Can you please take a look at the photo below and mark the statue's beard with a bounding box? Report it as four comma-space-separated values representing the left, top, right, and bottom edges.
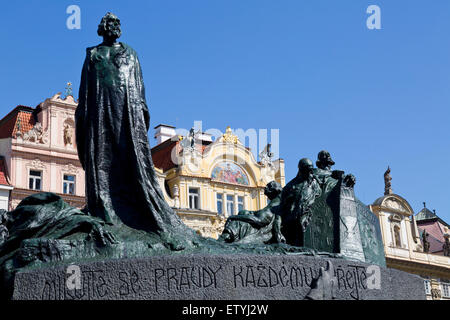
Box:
105, 27, 121, 40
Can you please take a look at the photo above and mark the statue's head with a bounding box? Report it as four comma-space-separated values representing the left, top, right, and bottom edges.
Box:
298, 158, 314, 176
97, 12, 121, 41
316, 150, 335, 170
264, 181, 282, 200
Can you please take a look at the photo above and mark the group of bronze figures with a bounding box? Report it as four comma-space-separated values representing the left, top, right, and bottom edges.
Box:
219, 151, 356, 247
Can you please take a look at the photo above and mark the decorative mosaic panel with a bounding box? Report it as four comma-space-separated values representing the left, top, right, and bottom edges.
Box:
211, 162, 249, 185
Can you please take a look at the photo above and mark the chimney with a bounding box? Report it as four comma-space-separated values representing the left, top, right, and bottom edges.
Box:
197, 132, 213, 143
154, 124, 176, 145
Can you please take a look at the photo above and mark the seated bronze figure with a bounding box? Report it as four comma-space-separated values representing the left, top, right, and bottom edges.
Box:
219, 181, 284, 244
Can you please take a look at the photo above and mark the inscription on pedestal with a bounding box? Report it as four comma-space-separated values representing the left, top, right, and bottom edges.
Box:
13, 254, 426, 300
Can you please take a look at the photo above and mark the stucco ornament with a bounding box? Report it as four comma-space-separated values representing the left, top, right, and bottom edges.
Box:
23, 122, 48, 144
222, 126, 238, 144
63, 123, 73, 146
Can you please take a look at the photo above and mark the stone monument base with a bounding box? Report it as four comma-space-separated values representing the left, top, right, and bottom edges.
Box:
12, 254, 425, 300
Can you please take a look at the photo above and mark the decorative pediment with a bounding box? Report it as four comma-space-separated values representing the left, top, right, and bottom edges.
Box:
384, 198, 406, 212
62, 163, 79, 175
378, 195, 414, 215
49, 92, 77, 105
26, 158, 46, 170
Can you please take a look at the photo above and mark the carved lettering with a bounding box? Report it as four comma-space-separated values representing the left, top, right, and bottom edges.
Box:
289, 267, 303, 289
245, 265, 256, 287
35, 262, 377, 300
233, 266, 244, 288
257, 265, 268, 287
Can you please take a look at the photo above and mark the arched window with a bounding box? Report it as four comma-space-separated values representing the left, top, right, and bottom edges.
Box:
389, 214, 402, 248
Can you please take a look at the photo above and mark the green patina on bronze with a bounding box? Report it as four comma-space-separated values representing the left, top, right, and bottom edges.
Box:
219, 151, 385, 267
0, 13, 385, 299
219, 181, 284, 244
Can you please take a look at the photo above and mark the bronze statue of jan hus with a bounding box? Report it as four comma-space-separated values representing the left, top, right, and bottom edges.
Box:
75, 12, 189, 235
219, 181, 285, 244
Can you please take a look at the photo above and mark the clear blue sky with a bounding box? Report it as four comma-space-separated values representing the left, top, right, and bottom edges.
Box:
1, 1, 449, 221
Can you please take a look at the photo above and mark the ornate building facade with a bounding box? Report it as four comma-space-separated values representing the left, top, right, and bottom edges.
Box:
0, 94, 285, 239
152, 125, 286, 239
0, 93, 84, 209
370, 168, 450, 300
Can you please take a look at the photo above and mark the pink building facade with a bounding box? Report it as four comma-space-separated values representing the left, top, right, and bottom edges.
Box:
0, 93, 85, 210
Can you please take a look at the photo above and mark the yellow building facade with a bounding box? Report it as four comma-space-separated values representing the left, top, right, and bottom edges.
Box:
370, 168, 450, 300
152, 125, 285, 239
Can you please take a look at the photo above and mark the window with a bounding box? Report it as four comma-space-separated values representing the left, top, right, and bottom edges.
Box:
63, 174, 76, 195
29, 170, 42, 190
424, 279, 431, 295
189, 188, 200, 209
237, 196, 244, 212
394, 225, 402, 248
216, 193, 223, 215
226, 195, 234, 215
442, 280, 450, 298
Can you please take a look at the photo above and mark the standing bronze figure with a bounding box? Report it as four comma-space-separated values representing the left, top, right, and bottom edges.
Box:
280, 158, 322, 246
75, 13, 187, 235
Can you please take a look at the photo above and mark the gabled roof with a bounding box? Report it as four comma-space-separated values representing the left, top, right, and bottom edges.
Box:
415, 203, 449, 228
416, 207, 437, 221
0, 105, 36, 139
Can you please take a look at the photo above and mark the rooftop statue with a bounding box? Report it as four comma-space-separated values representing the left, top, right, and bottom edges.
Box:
384, 166, 393, 195
443, 235, 450, 257
422, 230, 430, 253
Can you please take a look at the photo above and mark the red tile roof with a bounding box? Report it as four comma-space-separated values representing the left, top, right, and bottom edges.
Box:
151, 139, 180, 171
0, 156, 11, 186
151, 138, 212, 172
0, 105, 35, 139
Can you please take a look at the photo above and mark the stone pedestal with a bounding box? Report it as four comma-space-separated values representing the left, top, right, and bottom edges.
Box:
12, 254, 425, 300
